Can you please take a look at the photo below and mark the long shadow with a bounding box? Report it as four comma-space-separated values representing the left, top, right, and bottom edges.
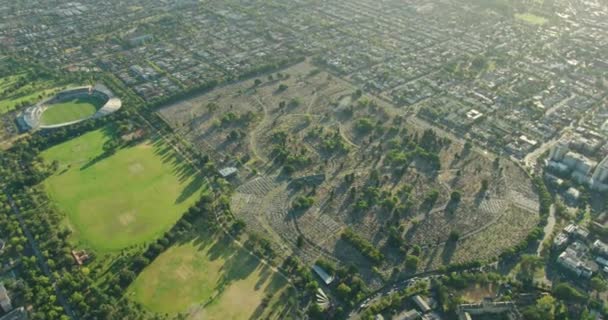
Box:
441, 240, 457, 265
150, 136, 202, 185
79, 149, 114, 170
175, 175, 205, 204
253, 265, 272, 291
214, 246, 260, 289
79, 125, 119, 170
206, 233, 238, 262
424, 245, 440, 271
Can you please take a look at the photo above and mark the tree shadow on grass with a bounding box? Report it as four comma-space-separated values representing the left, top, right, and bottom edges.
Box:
79, 149, 114, 171
205, 233, 239, 262
249, 287, 294, 320
263, 271, 286, 295
214, 246, 260, 291
150, 135, 204, 185
175, 175, 205, 204
79, 125, 120, 170
253, 265, 273, 291
441, 240, 457, 265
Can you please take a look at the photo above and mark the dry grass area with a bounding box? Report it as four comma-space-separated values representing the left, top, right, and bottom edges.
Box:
460, 283, 497, 303
130, 233, 294, 319
159, 61, 539, 284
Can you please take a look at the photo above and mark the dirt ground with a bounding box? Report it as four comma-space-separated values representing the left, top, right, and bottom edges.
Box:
158, 61, 540, 285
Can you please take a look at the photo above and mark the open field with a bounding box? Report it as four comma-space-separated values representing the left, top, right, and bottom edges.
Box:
40, 96, 106, 125
515, 12, 548, 25
41, 128, 206, 251
130, 231, 293, 319
159, 61, 539, 283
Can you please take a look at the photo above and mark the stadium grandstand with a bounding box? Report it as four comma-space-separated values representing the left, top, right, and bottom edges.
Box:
17, 84, 122, 131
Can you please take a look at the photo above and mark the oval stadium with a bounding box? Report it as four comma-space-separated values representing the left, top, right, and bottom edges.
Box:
19, 84, 122, 131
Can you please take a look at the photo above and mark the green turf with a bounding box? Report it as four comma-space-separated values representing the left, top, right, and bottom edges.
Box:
40, 96, 107, 125
41, 128, 207, 251
515, 13, 548, 25
129, 233, 289, 319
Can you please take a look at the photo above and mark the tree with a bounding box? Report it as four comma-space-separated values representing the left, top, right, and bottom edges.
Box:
411, 245, 422, 256
450, 191, 462, 203
553, 283, 587, 302
337, 283, 352, 298
118, 269, 135, 287
517, 254, 543, 284
354, 117, 375, 134
405, 255, 419, 271
590, 277, 607, 297
232, 219, 246, 234
277, 84, 288, 92
448, 231, 460, 242
522, 295, 556, 320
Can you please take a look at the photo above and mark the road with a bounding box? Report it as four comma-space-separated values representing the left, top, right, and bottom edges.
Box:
537, 204, 556, 257
4, 190, 77, 320
347, 274, 441, 319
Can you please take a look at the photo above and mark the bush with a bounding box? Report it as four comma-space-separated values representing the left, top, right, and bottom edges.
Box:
292, 196, 315, 210
342, 228, 384, 264
354, 117, 375, 134
405, 255, 419, 271
553, 283, 587, 302
448, 231, 460, 242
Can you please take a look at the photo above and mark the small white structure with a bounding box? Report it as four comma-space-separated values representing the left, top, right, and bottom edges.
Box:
0, 307, 26, 320
218, 167, 237, 178
553, 232, 569, 248
312, 264, 334, 285
412, 295, 431, 313
593, 240, 608, 257
393, 309, 421, 320
0, 283, 12, 313
316, 288, 330, 310
519, 135, 538, 147
564, 187, 580, 203
466, 109, 483, 120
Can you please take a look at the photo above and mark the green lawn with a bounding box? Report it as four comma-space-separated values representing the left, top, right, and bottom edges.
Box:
40, 96, 106, 125
42, 128, 207, 251
515, 13, 548, 25
0, 82, 60, 115
129, 233, 291, 319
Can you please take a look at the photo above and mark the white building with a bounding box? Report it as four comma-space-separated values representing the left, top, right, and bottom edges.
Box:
412, 295, 431, 313
563, 152, 596, 176
593, 157, 608, 182
312, 264, 334, 285
549, 142, 570, 161
593, 240, 608, 257
557, 242, 592, 278
218, 167, 237, 178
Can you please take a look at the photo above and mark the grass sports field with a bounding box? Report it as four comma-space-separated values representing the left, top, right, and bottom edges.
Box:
40, 95, 107, 125
42, 128, 207, 251
129, 232, 293, 319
